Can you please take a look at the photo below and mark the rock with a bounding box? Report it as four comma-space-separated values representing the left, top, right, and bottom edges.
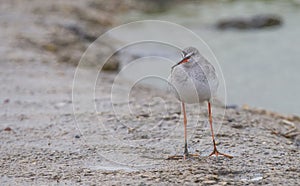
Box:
225, 104, 238, 109
202, 180, 216, 184
294, 136, 300, 147
250, 176, 263, 182
3, 98, 10, 104
137, 113, 150, 118
4, 127, 12, 132
227, 118, 234, 123
102, 57, 120, 71
219, 182, 228, 185
54, 101, 67, 109
251, 15, 281, 28
42, 43, 58, 52
163, 114, 178, 121
216, 14, 282, 30
64, 25, 97, 42
231, 124, 244, 129
75, 135, 81, 139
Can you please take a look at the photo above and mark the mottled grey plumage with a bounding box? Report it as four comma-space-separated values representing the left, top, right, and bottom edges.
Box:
167, 47, 232, 160
169, 47, 219, 103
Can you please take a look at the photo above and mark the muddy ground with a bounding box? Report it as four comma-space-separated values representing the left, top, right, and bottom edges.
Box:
0, 0, 299, 185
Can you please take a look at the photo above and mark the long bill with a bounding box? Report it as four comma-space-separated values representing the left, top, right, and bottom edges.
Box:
171, 61, 181, 70
171, 58, 188, 70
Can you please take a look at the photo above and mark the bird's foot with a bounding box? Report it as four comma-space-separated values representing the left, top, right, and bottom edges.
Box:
209, 148, 233, 159
167, 153, 199, 160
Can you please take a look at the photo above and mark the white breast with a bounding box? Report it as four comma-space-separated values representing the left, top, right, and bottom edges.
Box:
168, 63, 218, 104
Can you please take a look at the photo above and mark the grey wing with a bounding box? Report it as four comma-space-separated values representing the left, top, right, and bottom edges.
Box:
196, 60, 219, 94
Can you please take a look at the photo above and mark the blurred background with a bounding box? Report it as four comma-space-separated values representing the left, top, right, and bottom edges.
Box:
114, 0, 300, 116
2, 0, 299, 115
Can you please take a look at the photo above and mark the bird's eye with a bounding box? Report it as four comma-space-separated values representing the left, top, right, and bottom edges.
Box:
181, 57, 189, 63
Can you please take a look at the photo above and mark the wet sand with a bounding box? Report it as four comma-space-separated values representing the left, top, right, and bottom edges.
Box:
0, 0, 299, 185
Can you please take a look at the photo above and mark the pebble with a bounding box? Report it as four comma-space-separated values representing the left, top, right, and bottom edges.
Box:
4, 127, 12, 131
217, 14, 282, 30
227, 118, 234, 122
225, 105, 238, 109
75, 135, 81, 139
102, 58, 119, 71
250, 176, 263, 182
202, 180, 216, 184
3, 98, 10, 104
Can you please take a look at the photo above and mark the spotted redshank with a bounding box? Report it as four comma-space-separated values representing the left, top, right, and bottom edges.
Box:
168, 47, 232, 160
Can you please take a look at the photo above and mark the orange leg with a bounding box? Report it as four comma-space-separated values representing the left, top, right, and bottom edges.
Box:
208, 101, 233, 158
182, 102, 188, 159
167, 102, 199, 160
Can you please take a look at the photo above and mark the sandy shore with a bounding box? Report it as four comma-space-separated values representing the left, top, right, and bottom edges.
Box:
0, 0, 299, 185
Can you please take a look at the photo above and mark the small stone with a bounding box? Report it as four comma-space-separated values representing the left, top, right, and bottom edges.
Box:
232, 124, 244, 129
54, 102, 67, 109
294, 137, 300, 147
75, 135, 80, 139
216, 14, 281, 30
138, 113, 150, 118
102, 58, 119, 71
140, 134, 149, 139
4, 127, 12, 131
202, 180, 216, 184
227, 118, 234, 122
3, 99, 9, 104
140, 174, 148, 178
42, 43, 58, 52
163, 114, 178, 121
226, 105, 238, 109
251, 176, 263, 182
219, 182, 228, 185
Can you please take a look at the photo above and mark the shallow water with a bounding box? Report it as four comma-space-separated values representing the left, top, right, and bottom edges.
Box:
113, 0, 300, 115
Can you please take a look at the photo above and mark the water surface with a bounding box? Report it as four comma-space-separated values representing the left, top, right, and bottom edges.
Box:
114, 1, 300, 115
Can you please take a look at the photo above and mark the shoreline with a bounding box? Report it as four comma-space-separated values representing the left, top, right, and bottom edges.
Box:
1, 58, 299, 185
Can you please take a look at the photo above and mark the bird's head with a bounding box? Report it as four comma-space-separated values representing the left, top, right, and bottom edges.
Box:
172, 47, 200, 69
